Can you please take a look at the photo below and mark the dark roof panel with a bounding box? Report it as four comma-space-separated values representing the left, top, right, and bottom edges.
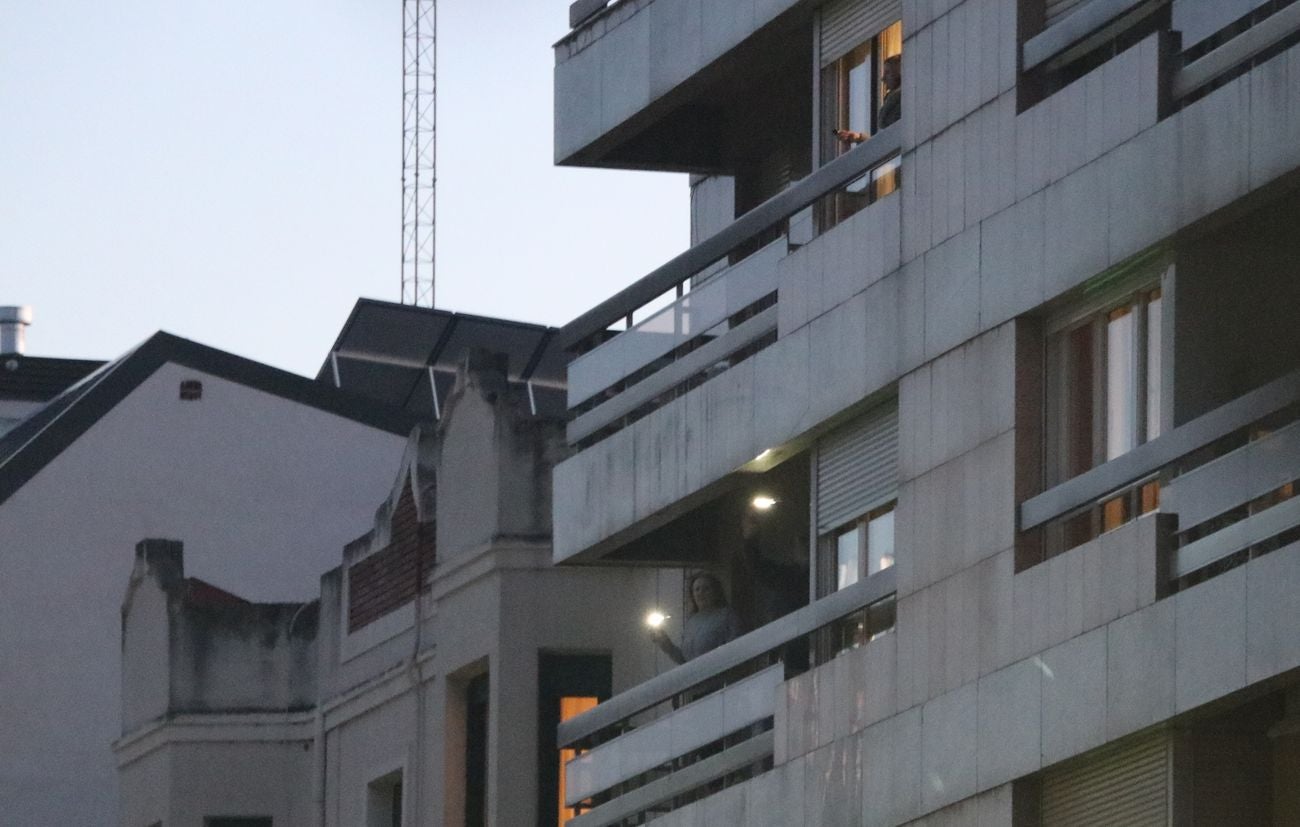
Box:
0, 355, 106, 402
320, 299, 567, 419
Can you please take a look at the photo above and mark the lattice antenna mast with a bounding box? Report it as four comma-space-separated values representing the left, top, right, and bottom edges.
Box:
401, 0, 437, 307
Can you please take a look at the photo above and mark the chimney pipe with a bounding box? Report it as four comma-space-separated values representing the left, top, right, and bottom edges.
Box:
0, 306, 32, 355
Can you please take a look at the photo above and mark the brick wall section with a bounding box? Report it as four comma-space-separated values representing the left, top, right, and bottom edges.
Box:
347, 481, 435, 632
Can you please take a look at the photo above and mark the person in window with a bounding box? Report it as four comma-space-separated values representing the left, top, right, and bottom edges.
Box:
835, 55, 902, 144
649, 572, 742, 664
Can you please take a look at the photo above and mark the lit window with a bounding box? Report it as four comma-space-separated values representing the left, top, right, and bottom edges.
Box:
818, 20, 903, 229
558, 696, 599, 825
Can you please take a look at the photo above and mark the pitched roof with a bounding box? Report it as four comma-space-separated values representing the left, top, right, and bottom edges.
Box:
0, 355, 105, 402
318, 298, 567, 420
0, 331, 418, 508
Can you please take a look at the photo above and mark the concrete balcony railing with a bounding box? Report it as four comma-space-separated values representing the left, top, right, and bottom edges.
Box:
560, 125, 902, 447
1022, 368, 1300, 585
558, 569, 897, 826
1023, 0, 1300, 104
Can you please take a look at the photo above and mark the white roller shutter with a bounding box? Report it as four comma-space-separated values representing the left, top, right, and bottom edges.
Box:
820, 0, 902, 66
1045, 0, 1089, 28
1041, 730, 1171, 827
816, 404, 898, 533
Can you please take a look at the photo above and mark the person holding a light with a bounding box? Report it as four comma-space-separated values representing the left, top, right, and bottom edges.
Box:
648, 572, 742, 664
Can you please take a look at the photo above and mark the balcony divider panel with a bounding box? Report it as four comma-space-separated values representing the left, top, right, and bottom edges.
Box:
558, 568, 896, 749
1020, 369, 1300, 531
557, 125, 902, 354
816, 404, 899, 533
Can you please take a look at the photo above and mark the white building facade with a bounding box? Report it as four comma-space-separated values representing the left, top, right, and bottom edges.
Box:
0, 332, 411, 825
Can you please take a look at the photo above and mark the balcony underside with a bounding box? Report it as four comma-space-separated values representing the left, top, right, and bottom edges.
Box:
554, 0, 813, 171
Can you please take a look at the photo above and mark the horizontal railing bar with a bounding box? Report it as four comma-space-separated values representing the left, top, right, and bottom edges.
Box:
1021, 369, 1300, 531
559, 568, 896, 748
564, 664, 781, 805
1162, 419, 1300, 529
1023, 0, 1156, 72
567, 732, 775, 827
567, 238, 782, 409
557, 125, 902, 352
1173, 1, 1300, 98
566, 306, 777, 443
1172, 496, 1300, 579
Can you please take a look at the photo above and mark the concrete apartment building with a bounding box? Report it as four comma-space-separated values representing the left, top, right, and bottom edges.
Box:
549, 0, 1300, 824
115, 340, 676, 827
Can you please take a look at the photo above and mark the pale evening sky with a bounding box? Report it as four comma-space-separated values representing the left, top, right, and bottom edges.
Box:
0, 0, 687, 376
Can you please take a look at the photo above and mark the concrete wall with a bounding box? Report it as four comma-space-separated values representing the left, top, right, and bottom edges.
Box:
0, 361, 406, 825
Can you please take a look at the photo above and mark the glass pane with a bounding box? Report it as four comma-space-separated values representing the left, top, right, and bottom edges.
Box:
1146, 293, 1163, 442
848, 58, 870, 135
867, 510, 895, 575
836, 527, 860, 590
1106, 306, 1136, 461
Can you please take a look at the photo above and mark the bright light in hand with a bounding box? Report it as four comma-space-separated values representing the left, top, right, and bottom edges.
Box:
645, 611, 668, 629
751, 495, 778, 511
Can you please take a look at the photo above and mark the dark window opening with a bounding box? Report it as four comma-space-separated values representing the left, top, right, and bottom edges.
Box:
538, 653, 612, 827
204, 819, 273, 827
465, 673, 489, 827
179, 379, 203, 401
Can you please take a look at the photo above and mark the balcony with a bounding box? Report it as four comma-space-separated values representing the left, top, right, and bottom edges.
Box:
1021, 367, 1300, 588
1021, 0, 1300, 109
560, 125, 902, 450
555, 0, 814, 169
557, 568, 897, 826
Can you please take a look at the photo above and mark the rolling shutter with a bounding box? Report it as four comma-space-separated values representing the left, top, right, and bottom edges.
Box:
1045, 0, 1089, 28
816, 403, 898, 533
1041, 730, 1171, 827
820, 0, 902, 66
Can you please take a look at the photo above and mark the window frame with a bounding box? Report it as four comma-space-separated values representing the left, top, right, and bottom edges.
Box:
816, 20, 903, 230
1044, 276, 1167, 487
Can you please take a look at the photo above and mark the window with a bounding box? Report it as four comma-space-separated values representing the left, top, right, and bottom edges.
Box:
537, 653, 611, 827
204, 819, 272, 827
813, 404, 899, 660
465, 673, 489, 827
1047, 286, 1164, 481
818, 13, 903, 229
179, 379, 203, 400
366, 771, 403, 827
1044, 275, 1166, 553
832, 503, 896, 591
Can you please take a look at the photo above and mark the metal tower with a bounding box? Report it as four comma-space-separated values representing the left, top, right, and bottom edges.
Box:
401, 0, 436, 307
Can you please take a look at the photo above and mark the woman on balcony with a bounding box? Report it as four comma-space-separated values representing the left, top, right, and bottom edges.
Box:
649, 572, 742, 664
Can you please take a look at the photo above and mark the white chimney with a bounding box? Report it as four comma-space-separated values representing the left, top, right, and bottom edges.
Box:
0, 306, 33, 355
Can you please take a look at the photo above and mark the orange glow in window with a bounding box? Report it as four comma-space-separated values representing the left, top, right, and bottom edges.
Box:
558, 696, 599, 824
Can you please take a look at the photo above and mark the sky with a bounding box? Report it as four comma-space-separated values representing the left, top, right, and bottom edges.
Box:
0, 0, 687, 376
